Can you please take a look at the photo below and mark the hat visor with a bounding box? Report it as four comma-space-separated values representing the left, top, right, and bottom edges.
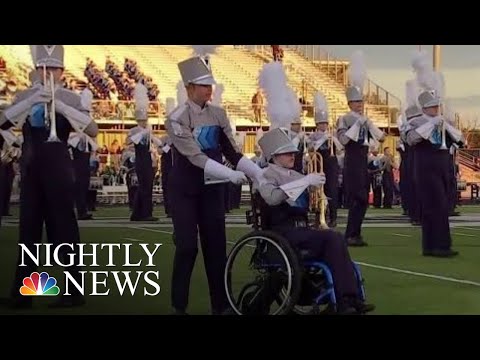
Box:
272, 144, 299, 156
422, 99, 440, 108
191, 77, 216, 85
347, 96, 363, 102
36, 60, 64, 69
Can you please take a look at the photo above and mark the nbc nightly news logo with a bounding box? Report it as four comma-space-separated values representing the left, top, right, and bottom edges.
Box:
19, 243, 163, 297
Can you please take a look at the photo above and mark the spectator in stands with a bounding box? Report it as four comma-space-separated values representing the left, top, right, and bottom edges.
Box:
0, 57, 6, 71
252, 89, 263, 123
271, 45, 284, 62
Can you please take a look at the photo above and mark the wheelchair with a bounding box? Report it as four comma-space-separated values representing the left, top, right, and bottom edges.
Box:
224, 183, 367, 315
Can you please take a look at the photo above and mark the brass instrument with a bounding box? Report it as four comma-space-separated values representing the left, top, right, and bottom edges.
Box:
440, 118, 448, 150
0, 148, 14, 164
329, 125, 334, 157
306, 150, 329, 230
439, 102, 448, 150
44, 67, 60, 143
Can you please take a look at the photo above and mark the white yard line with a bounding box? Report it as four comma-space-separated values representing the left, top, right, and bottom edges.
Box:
122, 237, 144, 242
392, 233, 412, 237
456, 226, 480, 232
129, 226, 176, 235
357, 262, 480, 288
452, 232, 477, 238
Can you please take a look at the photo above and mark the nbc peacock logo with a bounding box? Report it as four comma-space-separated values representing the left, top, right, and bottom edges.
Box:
20, 272, 60, 296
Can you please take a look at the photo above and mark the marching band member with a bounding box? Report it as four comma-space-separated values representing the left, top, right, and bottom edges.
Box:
0, 129, 21, 220
336, 51, 385, 246
0, 45, 98, 308
121, 144, 137, 211
126, 83, 160, 222
307, 92, 342, 227
401, 81, 423, 224
87, 151, 100, 212
254, 61, 374, 313
68, 88, 97, 220
165, 46, 262, 315
288, 117, 306, 174
406, 51, 464, 257
380, 147, 396, 209
367, 146, 383, 208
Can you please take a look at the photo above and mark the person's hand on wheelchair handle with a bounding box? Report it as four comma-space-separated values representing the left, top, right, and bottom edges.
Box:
229, 170, 248, 185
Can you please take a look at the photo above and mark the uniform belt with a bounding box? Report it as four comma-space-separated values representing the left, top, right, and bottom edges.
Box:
293, 220, 307, 228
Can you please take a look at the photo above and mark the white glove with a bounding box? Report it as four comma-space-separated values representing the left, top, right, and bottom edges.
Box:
305, 173, 326, 187
3, 89, 52, 127
204, 159, 247, 185
229, 170, 248, 185
430, 117, 442, 127
357, 116, 367, 126
28, 88, 52, 105
56, 100, 93, 132
236, 156, 263, 181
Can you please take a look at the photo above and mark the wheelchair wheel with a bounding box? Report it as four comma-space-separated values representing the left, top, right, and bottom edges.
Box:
225, 230, 303, 315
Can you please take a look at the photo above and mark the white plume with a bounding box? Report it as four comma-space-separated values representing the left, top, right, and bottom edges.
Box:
411, 49, 431, 75
165, 97, 176, 116
405, 79, 420, 108
443, 98, 455, 122
411, 50, 445, 98
191, 45, 219, 57
134, 83, 149, 111
314, 92, 328, 113
29, 45, 37, 66
176, 81, 188, 105
432, 71, 445, 99
80, 88, 94, 111
258, 61, 301, 129
348, 50, 367, 90
212, 83, 224, 106
396, 113, 404, 129
411, 50, 435, 90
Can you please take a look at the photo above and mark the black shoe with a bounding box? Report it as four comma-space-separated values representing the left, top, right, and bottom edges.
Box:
212, 306, 237, 315
347, 237, 368, 247
424, 249, 459, 258
449, 211, 461, 217
353, 301, 375, 314
336, 303, 358, 315
327, 220, 337, 228
171, 309, 189, 315
78, 214, 93, 220
48, 295, 86, 308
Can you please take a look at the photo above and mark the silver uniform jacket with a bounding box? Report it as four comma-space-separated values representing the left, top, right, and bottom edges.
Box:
1, 85, 89, 131
337, 111, 384, 146
258, 164, 304, 206
406, 115, 463, 147
165, 99, 242, 169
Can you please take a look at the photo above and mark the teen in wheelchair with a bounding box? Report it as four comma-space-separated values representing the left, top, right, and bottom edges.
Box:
224, 128, 375, 315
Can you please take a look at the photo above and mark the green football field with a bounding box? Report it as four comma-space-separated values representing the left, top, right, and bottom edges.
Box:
0, 205, 479, 315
